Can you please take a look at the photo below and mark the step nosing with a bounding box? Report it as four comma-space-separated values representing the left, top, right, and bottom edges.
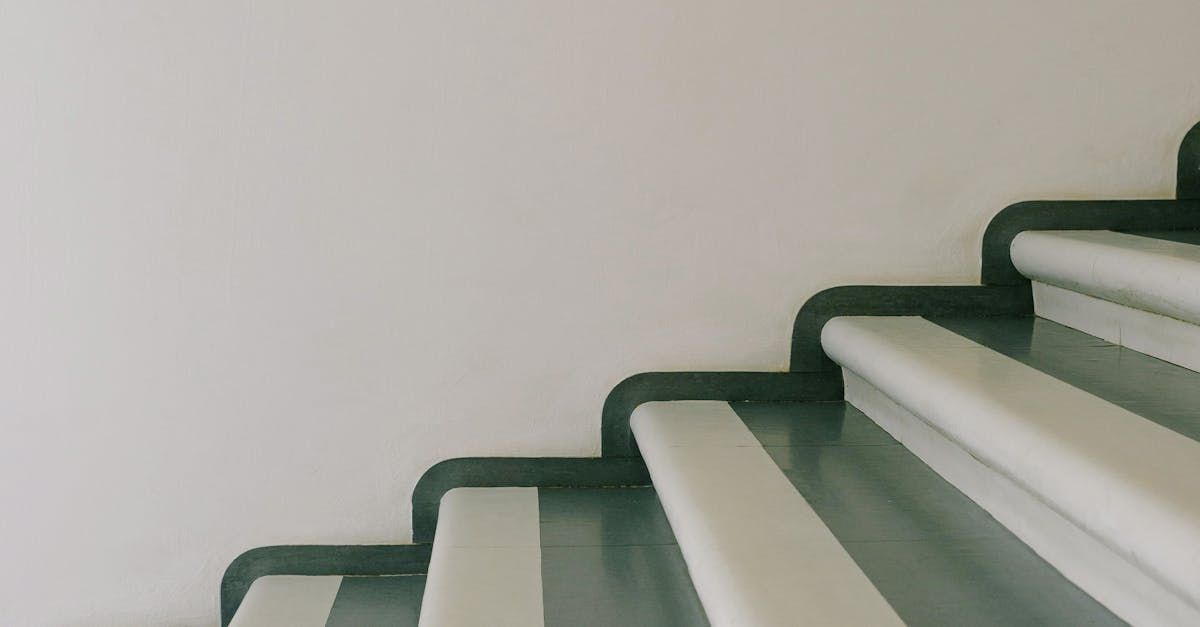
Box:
1012, 229, 1200, 327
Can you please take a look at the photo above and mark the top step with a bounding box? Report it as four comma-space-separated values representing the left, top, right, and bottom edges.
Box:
1011, 229, 1200, 371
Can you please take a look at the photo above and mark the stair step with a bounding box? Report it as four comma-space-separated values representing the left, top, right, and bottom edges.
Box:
419, 486, 705, 627
932, 315, 1200, 442
631, 401, 904, 627
230, 574, 425, 627
1011, 229, 1200, 372
735, 401, 1121, 626
420, 487, 544, 627
823, 315, 1200, 625
633, 400, 1121, 626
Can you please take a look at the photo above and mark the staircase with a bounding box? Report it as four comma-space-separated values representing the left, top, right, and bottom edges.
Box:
220, 122, 1200, 626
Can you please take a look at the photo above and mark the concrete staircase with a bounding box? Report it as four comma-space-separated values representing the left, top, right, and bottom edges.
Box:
221, 124, 1200, 626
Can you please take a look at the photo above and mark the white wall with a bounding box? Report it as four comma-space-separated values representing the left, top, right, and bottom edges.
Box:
2, 1, 1199, 624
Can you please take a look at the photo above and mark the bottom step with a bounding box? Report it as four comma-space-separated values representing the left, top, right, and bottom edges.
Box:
230, 574, 426, 627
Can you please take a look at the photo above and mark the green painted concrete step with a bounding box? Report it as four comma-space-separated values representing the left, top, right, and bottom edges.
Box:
930, 315, 1200, 443
537, 487, 708, 626
733, 401, 1123, 626
229, 574, 426, 627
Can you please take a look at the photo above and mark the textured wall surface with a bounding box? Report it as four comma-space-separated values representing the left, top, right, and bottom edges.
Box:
3, 1, 1200, 624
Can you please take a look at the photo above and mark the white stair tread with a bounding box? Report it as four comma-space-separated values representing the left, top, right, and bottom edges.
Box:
1012, 230, 1200, 323
418, 487, 544, 627
1012, 230, 1200, 372
822, 315, 1200, 623
630, 401, 903, 627
229, 576, 343, 627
